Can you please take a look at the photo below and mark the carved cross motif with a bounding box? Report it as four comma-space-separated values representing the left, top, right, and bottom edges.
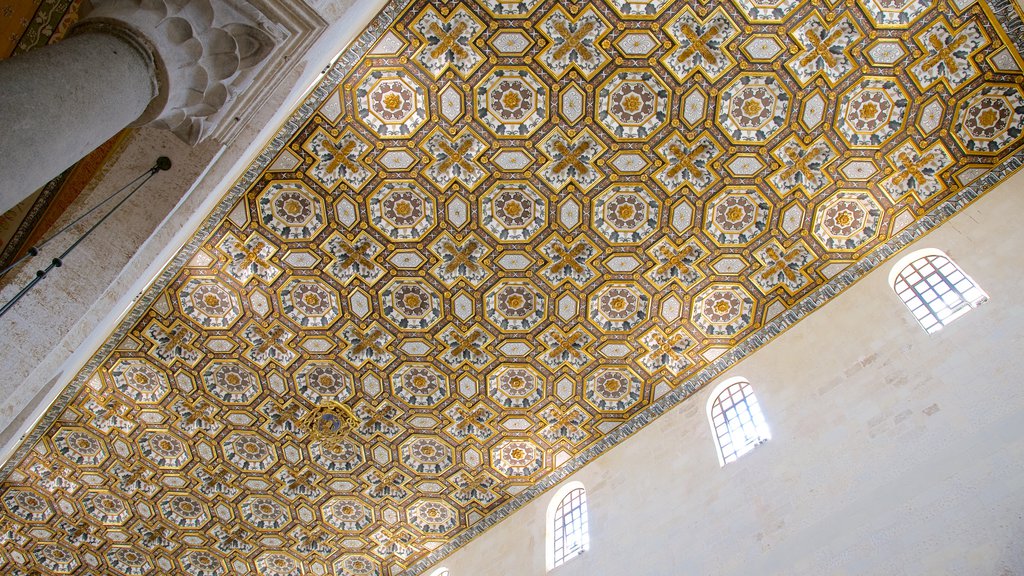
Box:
287, 469, 315, 492
376, 469, 404, 487
429, 20, 469, 60
232, 238, 271, 270
551, 139, 593, 175
0, 519, 18, 544
665, 142, 707, 180
321, 138, 359, 175
65, 519, 95, 542
248, 324, 289, 358
218, 524, 249, 550
441, 238, 483, 275
374, 525, 420, 560
140, 525, 173, 550
202, 465, 233, 490
365, 468, 409, 501
157, 325, 191, 351
147, 320, 199, 364
299, 528, 326, 547
452, 405, 491, 436
779, 143, 827, 182
179, 397, 211, 427
447, 328, 486, 357
544, 329, 588, 363
88, 396, 132, 433
548, 240, 588, 275
451, 472, 496, 505
798, 27, 846, 68
219, 232, 280, 285
647, 332, 689, 364
35, 460, 64, 481
359, 404, 398, 431
455, 473, 490, 493
293, 526, 333, 555
271, 402, 304, 428
639, 327, 695, 375
677, 23, 721, 65
96, 397, 129, 419
435, 136, 476, 174
922, 32, 970, 75
332, 238, 377, 272
654, 244, 698, 278
891, 150, 936, 188
118, 462, 148, 487
757, 245, 808, 286
35, 460, 76, 492
552, 20, 597, 61
347, 326, 386, 358
544, 406, 584, 432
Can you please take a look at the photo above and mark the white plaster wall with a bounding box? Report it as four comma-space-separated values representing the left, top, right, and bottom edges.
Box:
431, 169, 1024, 576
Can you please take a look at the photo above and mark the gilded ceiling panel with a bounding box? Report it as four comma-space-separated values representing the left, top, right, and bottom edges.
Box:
2, 0, 1024, 574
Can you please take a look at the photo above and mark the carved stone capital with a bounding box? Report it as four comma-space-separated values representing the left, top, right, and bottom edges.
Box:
78, 0, 279, 144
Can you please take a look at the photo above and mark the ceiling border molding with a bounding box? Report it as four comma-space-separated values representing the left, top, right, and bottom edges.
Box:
209, 0, 331, 145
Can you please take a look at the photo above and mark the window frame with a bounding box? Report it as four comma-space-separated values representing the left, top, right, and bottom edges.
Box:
706, 377, 771, 467
888, 248, 987, 334
546, 480, 589, 571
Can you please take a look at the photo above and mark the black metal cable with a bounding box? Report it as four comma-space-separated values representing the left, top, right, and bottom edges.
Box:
0, 157, 171, 319
0, 160, 168, 280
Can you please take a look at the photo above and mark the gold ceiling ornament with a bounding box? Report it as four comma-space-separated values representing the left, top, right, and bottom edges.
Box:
301, 401, 360, 450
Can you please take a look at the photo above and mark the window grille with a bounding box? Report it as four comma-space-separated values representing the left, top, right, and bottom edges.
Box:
892, 252, 987, 334
710, 379, 770, 465
552, 486, 589, 568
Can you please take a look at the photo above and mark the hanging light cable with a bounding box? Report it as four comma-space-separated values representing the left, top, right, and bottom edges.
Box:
0, 157, 172, 319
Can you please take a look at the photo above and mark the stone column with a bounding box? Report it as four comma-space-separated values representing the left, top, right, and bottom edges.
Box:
0, 0, 276, 216
0, 29, 155, 216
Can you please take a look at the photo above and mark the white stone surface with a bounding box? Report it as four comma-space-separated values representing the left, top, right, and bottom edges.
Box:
614, 31, 658, 56
0, 32, 155, 214
490, 30, 532, 55
560, 84, 586, 124
800, 91, 826, 130
491, 149, 533, 172
741, 35, 784, 61
439, 84, 464, 123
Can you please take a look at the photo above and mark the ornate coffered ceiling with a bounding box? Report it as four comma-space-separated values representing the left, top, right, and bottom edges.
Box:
2, 0, 1023, 574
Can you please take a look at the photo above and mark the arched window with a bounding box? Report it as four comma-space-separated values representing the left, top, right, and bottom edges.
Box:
546, 481, 589, 570
889, 248, 987, 334
707, 378, 770, 466
427, 569, 449, 576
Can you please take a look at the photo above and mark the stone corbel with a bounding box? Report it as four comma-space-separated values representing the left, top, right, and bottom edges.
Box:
78, 0, 279, 144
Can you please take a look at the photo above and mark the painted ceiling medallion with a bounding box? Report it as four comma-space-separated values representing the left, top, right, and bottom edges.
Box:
3, 0, 1024, 574
717, 73, 792, 143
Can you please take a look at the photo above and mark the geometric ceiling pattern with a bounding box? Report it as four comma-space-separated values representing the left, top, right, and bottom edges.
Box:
2, 0, 1024, 574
